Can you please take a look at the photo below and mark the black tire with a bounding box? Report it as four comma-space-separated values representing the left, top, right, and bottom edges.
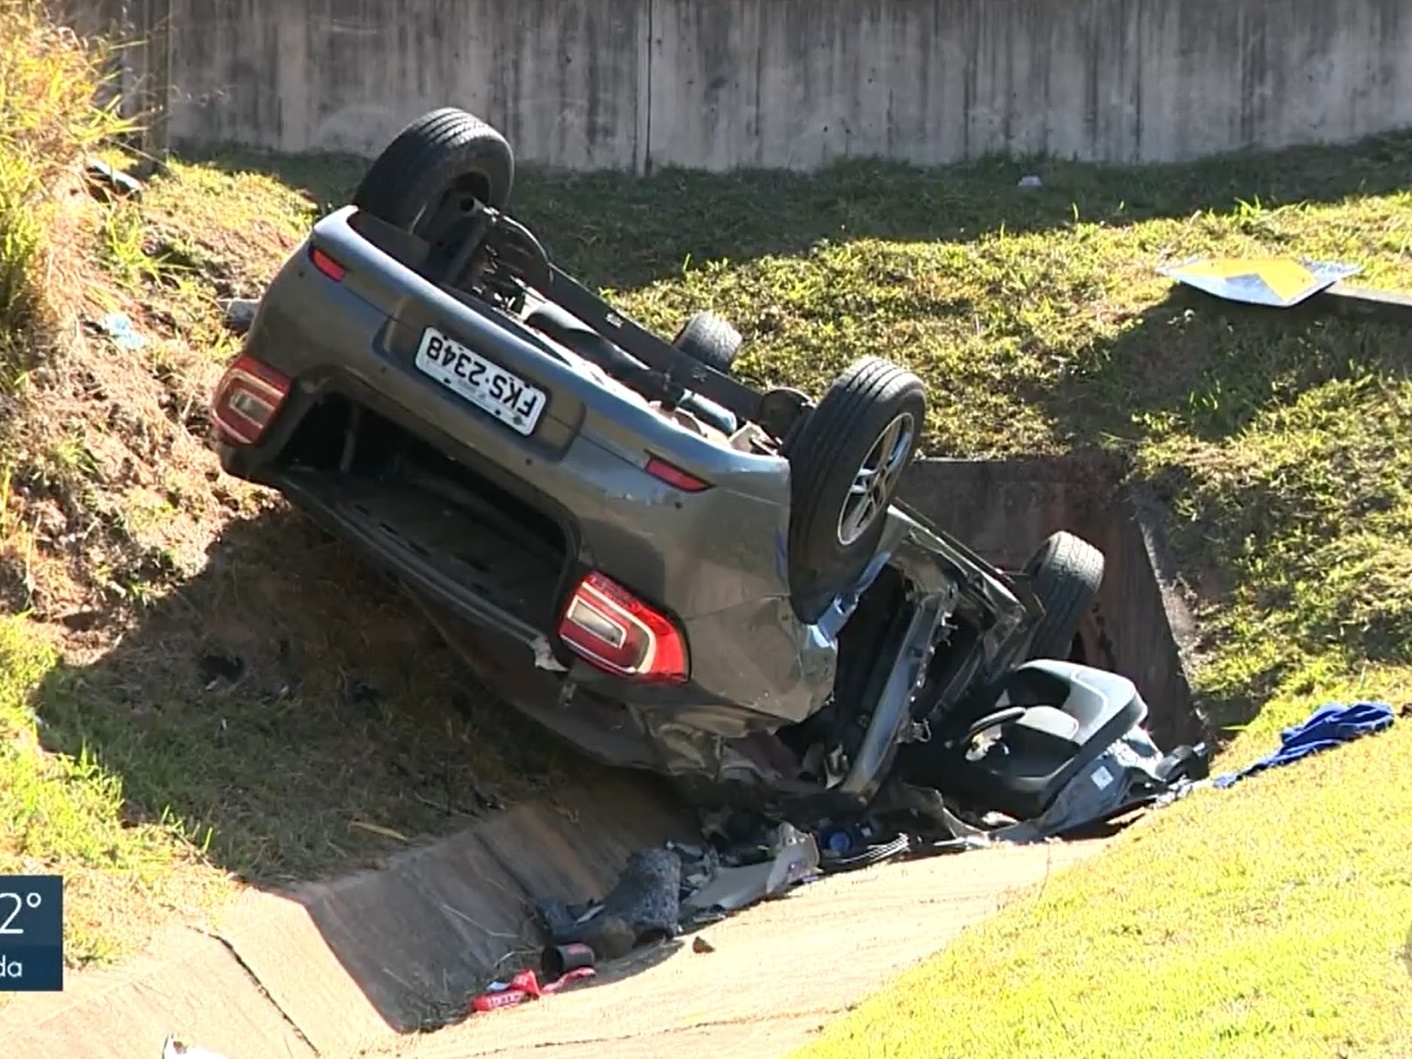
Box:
672, 311, 742, 373
785, 357, 927, 622
1156, 744, 1210, 785
351, 108, 514, 238
1023, 531, 1104, 660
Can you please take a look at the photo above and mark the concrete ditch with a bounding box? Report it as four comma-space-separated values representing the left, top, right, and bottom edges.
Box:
5, 456, 1204, 1058
898, 455, 1205, 748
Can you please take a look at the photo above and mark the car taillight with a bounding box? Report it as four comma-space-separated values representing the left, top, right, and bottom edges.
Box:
644, 455, 711, 492
210, 353, 291, 445
310, 246, 346, 282
558, 572, 688, 683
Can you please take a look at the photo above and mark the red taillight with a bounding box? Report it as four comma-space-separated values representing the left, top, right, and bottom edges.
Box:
210, 353, 291, 445
557, 572, 688, 683
644, 455, 711, 492
309, 246, 346, 282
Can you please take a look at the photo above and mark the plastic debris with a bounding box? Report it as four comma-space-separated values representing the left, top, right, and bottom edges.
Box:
469, 966, 595, 1014
86, 158, 143, 201
220, 298, 260, 335
682, 822, 818, 916
1158, 256, 1362, 309
95, 311, 147, 350
1017, 174, 1043, 189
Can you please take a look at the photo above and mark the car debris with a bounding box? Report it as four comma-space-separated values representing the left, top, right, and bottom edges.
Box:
210, 108, 1206, 871
85, 157, 143, 201
218, 297, 260, 335
524, 729, 1204, 973
469, 966, 596, 1014
1158, 255, 1361, 309
681, 822, 818, 916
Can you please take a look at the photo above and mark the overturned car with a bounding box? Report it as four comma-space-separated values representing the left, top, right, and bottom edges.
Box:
210, 109, 1201, 835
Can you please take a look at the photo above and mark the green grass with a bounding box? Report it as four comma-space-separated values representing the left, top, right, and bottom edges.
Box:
0, 0, 223, 967
0, 616, 222, 966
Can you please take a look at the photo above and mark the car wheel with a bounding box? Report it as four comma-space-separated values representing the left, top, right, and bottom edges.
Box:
785, 356, 926, 623
672, 311, 742, 373
351, 108, 514, 239
1023, 531, 1104, 659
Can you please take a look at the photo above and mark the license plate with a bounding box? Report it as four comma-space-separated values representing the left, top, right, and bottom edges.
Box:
414, 327, 549, 437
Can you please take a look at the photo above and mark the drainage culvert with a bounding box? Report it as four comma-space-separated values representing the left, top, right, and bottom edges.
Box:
897, 454, 1205, 749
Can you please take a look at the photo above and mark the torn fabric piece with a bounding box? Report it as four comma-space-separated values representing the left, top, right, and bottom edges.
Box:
535, 847, 682, 949
1213, 701, 1394, 789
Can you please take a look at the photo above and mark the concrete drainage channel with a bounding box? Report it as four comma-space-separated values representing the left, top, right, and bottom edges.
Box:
5, 458, 1204, 1059
900, 455, 1205, 750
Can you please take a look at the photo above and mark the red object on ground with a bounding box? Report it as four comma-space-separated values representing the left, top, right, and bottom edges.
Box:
469, 967, 596, 1014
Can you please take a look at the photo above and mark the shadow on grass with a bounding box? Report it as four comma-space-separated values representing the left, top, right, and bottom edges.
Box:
1029, 288, 1412, 727
1035, 288, 1412, 445
194, 131, 1412, 292
32, 504, 601, 887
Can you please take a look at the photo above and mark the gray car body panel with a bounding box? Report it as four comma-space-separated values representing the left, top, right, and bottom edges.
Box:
217, 204, 1035, 792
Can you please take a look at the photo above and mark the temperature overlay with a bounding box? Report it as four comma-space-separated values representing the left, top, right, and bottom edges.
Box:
0, 875, 63, 991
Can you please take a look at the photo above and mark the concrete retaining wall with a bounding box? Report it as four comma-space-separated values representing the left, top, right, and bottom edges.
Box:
84, 0, 1412, 171
900, 456, 1204, 748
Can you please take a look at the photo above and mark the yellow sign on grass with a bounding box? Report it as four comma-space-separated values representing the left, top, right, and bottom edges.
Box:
1158, 257, 1361, 308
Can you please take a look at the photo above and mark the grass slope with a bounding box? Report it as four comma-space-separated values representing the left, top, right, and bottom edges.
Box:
0, 0, 219, 966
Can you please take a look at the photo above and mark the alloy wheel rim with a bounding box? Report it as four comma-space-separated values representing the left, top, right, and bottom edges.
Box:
836, 412, 914, 547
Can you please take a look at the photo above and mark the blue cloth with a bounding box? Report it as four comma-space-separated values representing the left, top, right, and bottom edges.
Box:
1213, 701, 1395, 789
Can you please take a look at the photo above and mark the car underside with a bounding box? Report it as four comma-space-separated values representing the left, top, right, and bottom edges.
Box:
242, 374, 1044, 813
210, 108, 1204, 833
